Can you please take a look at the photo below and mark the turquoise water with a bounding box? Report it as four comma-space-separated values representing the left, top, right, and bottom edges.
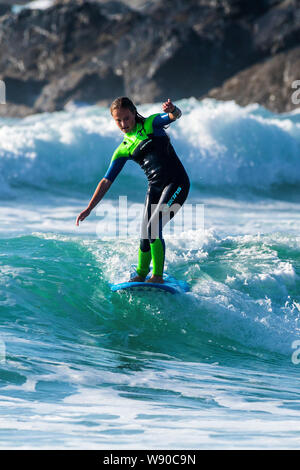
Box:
1, 99, 300, 449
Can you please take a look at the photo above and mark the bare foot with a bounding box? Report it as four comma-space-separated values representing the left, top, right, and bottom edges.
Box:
129, 275, 145, 283
146, 275, 164, 284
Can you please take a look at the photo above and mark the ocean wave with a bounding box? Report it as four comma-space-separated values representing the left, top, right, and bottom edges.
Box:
0, 98, 300, 197
1, 229, 299, 359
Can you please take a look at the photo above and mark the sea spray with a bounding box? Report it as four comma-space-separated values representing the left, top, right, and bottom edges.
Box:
0, 99, 300, 196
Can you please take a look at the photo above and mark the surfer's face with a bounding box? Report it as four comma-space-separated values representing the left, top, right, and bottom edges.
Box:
112, 107, 136, 133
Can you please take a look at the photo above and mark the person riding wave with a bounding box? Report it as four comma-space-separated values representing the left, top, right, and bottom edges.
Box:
76, 97, 190, 284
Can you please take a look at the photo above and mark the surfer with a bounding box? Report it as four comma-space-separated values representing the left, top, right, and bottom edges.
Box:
76, 97, 190, 284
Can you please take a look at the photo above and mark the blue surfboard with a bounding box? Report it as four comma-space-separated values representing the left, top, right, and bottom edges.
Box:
110, 273, 189, 295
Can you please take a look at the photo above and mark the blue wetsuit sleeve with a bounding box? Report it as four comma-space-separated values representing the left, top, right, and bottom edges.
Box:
104, 157, 129, 183
152, 113, 173, 129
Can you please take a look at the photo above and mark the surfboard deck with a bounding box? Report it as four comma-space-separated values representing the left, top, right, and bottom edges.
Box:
110, 273, 189, 295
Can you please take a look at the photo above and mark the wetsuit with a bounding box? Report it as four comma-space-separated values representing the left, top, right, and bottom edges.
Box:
104, 113, 190, 278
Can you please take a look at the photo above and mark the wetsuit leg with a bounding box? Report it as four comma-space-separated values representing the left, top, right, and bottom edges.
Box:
143, 177, 190, 277
136, 186, 161, 278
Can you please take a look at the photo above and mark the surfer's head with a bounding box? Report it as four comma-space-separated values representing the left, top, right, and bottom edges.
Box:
110, 97, 144, 133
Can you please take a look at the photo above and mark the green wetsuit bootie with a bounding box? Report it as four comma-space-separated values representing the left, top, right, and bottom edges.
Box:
136, 247, 152, 278
150, 238, 165, 277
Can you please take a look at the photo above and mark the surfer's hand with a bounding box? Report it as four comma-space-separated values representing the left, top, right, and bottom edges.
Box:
162, 98, 175, 113
76, 207, 91, 226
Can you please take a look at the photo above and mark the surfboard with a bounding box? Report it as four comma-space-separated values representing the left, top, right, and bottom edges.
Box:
110, 273, 189, 295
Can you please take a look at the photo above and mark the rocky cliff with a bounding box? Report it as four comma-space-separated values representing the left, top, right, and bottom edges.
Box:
0, 0, 299, 116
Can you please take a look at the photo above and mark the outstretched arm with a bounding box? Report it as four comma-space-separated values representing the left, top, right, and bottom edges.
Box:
162, 98, 182, 120
76, 178, 112, 226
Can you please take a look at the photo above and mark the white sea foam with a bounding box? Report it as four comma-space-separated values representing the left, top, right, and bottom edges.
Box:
0, 98, 300, 197
1, 356, 300, 449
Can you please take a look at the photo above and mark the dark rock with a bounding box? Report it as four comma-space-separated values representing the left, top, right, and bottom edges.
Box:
0, 4, 11, 17
0, 1, 136, 114
207, 46, 300, 113
4, 76, 48, 107
253, 0, 300, 56
1, 1, 28, 4
0, 0, 299, 116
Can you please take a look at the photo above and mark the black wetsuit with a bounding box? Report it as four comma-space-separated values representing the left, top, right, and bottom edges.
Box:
104, 113, 190, 277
